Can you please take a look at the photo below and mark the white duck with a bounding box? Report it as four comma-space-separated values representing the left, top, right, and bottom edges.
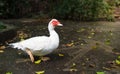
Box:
10, 19, 63, 62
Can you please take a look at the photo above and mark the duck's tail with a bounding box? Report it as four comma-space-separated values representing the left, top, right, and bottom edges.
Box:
9, 42, 23, 50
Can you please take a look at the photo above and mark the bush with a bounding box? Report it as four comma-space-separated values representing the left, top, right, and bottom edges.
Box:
50, 0, 115, 21
0, 0, 32, 18
0, 0, 117, 21
0, 0, 51, 19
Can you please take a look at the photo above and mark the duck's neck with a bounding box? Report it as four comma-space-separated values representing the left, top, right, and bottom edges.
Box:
48, 24, 59, 42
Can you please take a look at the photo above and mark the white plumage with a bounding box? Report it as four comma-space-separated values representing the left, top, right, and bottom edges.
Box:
9, 19, 63, 62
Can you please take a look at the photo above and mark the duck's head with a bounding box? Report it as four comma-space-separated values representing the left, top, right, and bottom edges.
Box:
49, 19, 63, 27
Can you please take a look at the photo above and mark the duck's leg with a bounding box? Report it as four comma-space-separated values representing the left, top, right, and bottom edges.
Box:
25, 48, 34, 62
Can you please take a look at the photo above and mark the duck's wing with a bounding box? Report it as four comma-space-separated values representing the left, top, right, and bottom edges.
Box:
10, 36, 50, 51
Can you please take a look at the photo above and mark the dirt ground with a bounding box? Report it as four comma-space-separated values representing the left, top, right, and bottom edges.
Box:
0, 19, 120, 74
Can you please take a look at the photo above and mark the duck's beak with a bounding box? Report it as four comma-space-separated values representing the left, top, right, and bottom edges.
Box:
58, 24, 63, 26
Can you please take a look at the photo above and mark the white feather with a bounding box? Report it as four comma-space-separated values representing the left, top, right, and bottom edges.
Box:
10, 19, 62, 56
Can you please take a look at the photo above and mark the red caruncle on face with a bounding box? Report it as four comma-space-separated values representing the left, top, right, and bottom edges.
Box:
51, 20, 60, 26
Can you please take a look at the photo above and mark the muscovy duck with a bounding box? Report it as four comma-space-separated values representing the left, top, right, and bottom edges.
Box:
10, 19, 63, 62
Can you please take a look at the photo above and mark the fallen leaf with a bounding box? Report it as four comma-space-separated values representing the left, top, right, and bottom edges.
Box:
78, 37, 81, 40
91, 46, 97, 49
118, 56, 120, 59
102, 67, 111, 70
16, 59, 30, 63
18, 52, 22, 55
72, 63, 76, 67
88, 36, 92, 39
96, 72, 105, 74
80, 43, 84, 46
63, 68, 78, 72
86, 58, 89, 61
0, 46, 6, 50
82, 63, 85, 66
113, 52, 120, 55
109, 31, 113, 36
110, 33, 113, 36
77, 28, 85, 32
81, 28, 85, 31
91, 32, 95, 35
58, 53, 64, 57
35, 59, 41, 64
66, 42, 74, 47
35, 71, 45, 74
18, 31, 28, 41
115, 59, 120, 65
0, 50, 4, 53
105, 39, 110, 45
70, 68, 78, 72
6, 72, 12, 74
89, 64, 96, 68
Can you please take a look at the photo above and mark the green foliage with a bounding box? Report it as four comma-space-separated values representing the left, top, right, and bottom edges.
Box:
50, 0, 115, 21
108, 0, 120, 7
0, 0, 117, 21
0, 0, 31, 18
115, 0, 120, 7
0, 22, 6, 30
50, 0, 78, 19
